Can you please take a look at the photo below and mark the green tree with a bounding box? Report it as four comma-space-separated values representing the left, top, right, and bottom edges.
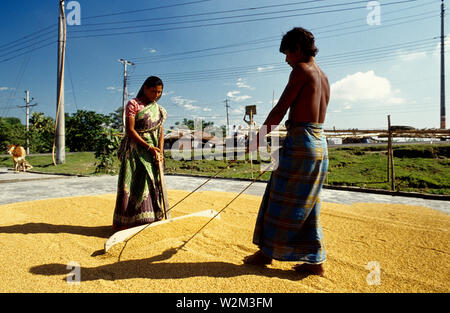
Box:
109, 106, 124, 131
29, 112, 54, 153
171, 118, 214, 130
66, 110, 112, 152
0, 117, 25, 152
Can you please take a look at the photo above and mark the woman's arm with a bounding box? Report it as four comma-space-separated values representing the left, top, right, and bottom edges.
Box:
126, 115, 150, 149
126, 115, 161, 158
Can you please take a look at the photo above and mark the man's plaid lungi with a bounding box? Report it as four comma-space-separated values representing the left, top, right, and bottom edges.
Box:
253, 122, 328, 264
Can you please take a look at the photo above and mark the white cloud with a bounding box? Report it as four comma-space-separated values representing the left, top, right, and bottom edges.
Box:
202, 107, 212, 112
343, 104, 352, 110
106, 86, 121, 92
184, 104, 200, 110
0, 87, 9, 91
397, 51, 427, 62
236, 78, 254, 90
144, 48, 157, 54
257, 65, 274, 72
227, 90, 251, 102
232, 106, 245, 114
171, 95, 200, 111
331, 71, 405, 105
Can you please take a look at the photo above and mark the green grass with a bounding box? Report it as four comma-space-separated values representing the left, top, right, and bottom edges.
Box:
1, 144, 449, 195
0, 152, 102, 176
326, 147, 450, 195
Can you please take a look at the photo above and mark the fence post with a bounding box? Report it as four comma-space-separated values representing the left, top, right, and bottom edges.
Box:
387, 118, 390, 183
387, 115, 395, 191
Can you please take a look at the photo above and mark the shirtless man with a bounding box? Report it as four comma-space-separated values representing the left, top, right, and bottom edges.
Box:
244, 27, 330, 276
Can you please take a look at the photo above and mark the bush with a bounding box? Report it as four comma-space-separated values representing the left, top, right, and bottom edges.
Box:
94, 128, 121, 174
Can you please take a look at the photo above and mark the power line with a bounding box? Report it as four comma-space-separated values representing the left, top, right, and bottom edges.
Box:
71, 0, 341, 33
1, 42, 36, 117
82, 0, 215, 20
0, 41, 55, 64
126, 38, 442, 85
0, 36, 54, 59
129, 8, 437, 65
66, 47, 79, 111
67, 0, 418, 39
0, 24, 55, 51
0, 0, 430, 65
80, 0, 328, 27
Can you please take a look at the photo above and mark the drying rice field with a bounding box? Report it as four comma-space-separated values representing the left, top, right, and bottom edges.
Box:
0, 190, 448, 293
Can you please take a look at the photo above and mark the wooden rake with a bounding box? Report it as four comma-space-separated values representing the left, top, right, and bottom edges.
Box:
104, 158, 240, 253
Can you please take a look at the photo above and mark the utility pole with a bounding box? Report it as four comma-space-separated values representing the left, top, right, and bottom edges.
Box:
17, 90, 37, 154
272, 90, 275, 108
118, 59, 135, 134
224, 99, 230, 135
55, 0, 66, 164
440, 0, 446, 129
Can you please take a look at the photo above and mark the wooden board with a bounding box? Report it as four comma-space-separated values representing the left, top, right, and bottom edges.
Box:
104, 209, 220, 252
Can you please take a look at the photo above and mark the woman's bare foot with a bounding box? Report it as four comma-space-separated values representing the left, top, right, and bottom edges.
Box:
243, 250, 272, 266
293, 263, 325, 276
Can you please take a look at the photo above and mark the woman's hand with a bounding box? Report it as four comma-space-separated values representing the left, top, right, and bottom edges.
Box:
148, 146, 163, 162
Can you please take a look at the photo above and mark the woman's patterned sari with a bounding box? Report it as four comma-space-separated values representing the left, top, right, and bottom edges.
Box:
113, 102, 167, 230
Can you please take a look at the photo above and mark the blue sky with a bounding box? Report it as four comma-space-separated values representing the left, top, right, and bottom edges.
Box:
0, 0, 448, 131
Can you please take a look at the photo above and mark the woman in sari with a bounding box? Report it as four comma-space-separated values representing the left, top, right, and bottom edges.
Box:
113, 76, 167, 230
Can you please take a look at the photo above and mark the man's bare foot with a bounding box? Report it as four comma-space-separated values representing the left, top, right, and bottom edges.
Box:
293, 263, 325, 276
243, 250, 272, 266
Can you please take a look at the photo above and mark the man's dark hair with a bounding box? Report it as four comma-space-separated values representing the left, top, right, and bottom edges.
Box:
137, 76, 164, 98
279, 27, 318, 57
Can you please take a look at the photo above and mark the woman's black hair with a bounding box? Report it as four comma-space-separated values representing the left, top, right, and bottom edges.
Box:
136, 76, 164, 99
279, 27, 318, 57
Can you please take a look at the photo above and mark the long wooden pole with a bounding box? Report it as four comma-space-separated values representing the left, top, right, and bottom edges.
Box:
158, 158, 170, 220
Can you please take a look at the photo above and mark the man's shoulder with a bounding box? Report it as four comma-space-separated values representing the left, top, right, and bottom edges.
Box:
290, 62, 315, 82
293, 62, 327, 80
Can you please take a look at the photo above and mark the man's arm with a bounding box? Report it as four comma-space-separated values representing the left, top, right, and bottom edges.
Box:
249, 66, 306, 151
262, 65, 306, 128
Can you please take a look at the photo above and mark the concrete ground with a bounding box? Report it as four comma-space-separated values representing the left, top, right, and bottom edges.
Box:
0, 167, 448, 214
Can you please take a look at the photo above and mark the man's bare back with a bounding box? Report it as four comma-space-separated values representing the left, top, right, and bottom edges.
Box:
257, 56, 329, 131
288, 59, 330, 124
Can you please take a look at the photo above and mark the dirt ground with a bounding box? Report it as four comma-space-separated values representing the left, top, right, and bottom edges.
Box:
0, 190, 448, 293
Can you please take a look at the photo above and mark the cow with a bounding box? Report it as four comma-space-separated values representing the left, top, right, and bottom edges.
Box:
7, 144, 33, 172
